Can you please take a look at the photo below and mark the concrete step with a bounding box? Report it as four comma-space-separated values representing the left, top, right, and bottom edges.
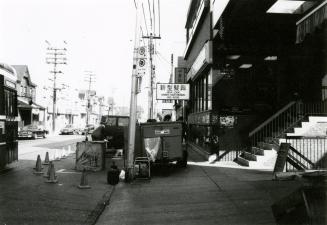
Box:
242, 151, 257, 161
309, 116, 327, 123
258, 142, 274, 150
252, 147, 264, 156
236, 156, 250, 167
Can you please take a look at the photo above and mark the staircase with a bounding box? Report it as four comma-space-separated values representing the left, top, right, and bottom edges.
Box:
236, 100, 327, 170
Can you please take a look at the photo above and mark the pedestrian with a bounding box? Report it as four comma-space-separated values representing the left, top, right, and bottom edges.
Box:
163, 114, 171, 121
91, 123, 106, 141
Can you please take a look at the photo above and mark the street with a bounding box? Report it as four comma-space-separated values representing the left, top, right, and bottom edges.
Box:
18, 134, 85, 161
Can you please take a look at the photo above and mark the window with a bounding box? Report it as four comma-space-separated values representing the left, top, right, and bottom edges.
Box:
208, 72, 212, 110
118, 118, 129, 126
4, 88, 17, 117
205, 77, 209, 111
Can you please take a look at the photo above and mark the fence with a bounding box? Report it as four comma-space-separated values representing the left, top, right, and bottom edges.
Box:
249, 100, 327, 147
284, 137, 327, 171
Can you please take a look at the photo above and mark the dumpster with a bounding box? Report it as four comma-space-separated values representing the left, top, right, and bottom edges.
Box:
138, 121, 187, 167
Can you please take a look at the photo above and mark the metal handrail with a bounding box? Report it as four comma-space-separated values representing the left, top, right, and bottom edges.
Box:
249, 101, 296, 137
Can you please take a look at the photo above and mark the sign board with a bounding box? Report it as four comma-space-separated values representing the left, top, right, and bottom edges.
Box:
273, 143, 290, 173
76, 141, 105, 171
174, 67, 187, 84
156, 83, 190, 100
220, 116, 237, 128
137, 46, 147, 77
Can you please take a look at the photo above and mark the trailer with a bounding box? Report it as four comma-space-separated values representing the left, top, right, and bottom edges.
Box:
138, 121, 187, 167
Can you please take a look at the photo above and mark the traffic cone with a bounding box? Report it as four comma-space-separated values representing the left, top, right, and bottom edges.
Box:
33, 155, 44, 175
78, 169, 91, 189
45, 162, 58, 183
43, 152, 50, 165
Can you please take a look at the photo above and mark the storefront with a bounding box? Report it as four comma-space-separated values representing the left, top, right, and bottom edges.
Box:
184, 0, 327, 154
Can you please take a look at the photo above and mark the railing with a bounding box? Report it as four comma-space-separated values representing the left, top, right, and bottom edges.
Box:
249, 100, 327, 147
217, 145, 245, 162
284, 137, 327, 171
249, 101, 301, 146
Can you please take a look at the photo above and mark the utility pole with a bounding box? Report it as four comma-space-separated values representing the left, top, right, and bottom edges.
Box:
142, 33, 161, 119
84, 71, 96, 141
46, 41, 67, 133
127, 2, 140, 182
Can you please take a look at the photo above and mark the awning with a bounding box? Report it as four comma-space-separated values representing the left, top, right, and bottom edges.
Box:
17, 99, 32, 109
31, 102, 45, 110
296, 1, 327, 44
18, 99, 45, 110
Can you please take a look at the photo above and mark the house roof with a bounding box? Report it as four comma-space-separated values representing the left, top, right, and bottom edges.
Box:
12, 65, 37, 87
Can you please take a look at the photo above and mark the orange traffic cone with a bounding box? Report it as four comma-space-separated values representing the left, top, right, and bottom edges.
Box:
43, 152, 50, 165
78, 169, 91, 189
45, 162, 58, 183
33, 155, 44, 175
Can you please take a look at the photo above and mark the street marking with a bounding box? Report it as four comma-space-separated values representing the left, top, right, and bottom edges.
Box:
56, 169, 81, 174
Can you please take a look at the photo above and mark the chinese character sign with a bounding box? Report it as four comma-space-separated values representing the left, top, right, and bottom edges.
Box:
156, 83, 190, 100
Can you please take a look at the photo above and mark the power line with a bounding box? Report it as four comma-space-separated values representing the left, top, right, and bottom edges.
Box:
152, 0, 156, 36
147, 0, 153, 30
158, 0, 161, 37
142, 3, 149, 36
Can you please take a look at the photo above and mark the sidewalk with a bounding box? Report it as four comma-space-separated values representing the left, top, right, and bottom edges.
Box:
0, 143, 305, 225
96, 150, 303, 225
0, 143, 114, 225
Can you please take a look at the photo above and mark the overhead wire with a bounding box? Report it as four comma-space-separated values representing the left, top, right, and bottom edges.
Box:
147, 0, 153, 31
142, 3, 149, 36
158, 0, 161, 37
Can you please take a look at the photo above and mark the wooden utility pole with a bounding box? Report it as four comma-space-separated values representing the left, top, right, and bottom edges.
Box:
142, 34, 161, 119
46, 43, 67, 133
84, 71, 95, 141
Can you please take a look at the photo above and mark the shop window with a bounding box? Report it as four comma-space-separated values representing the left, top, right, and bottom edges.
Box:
204, 75, 207, 110
208, 72, 212, 110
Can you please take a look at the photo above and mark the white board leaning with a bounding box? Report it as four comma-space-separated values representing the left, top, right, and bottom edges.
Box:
156, 83, 190, 100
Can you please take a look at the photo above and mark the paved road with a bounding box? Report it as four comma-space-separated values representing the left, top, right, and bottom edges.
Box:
18, 134, 86, 161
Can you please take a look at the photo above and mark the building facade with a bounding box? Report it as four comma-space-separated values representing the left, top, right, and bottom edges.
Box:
184, 0, 327, 155
12, 65, 45, 128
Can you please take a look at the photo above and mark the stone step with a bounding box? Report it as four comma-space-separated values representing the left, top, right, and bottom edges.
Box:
251, 147, 264, 156
236, 156, 250, 167
258, 142, 274, 150
243, 151, 257, 161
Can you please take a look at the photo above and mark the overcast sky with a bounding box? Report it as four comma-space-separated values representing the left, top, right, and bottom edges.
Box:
0, 0, 189, 107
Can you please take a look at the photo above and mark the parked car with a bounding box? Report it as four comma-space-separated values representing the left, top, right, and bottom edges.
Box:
18, 124, 48, 139
81, 124, 95, 135
60, 124, 79, 135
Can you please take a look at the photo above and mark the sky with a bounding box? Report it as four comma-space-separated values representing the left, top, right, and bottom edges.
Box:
0, 0, 189, 109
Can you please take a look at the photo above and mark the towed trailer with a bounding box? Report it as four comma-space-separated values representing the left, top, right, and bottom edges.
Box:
134, 121, 187, 178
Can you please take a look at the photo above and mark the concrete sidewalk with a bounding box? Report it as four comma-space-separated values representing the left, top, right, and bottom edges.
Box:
0, 143, 114, 225
0, 143, 306, 225
96, 151, 303, 225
